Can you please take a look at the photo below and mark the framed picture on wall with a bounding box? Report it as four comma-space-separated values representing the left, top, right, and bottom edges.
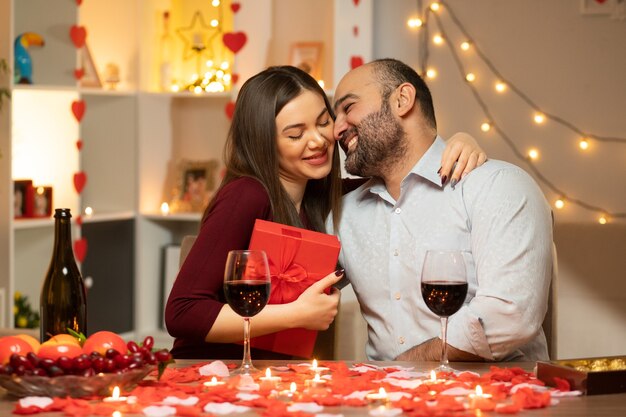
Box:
580, 0, 617, 15
80, 44, 102, 88
289, 42, 323, 81
31, 186, 53, 218
169, 159, 219, 213
13, 180, 32, 219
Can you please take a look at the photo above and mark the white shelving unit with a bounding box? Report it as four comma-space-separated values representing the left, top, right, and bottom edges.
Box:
1, 0, 373, 351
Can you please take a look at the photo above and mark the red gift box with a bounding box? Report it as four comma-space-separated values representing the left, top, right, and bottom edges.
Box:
248, 219, 340, 358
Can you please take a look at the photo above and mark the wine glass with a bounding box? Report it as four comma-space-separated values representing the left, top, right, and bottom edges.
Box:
420, 250, 468, 373
223, 250, 271, 375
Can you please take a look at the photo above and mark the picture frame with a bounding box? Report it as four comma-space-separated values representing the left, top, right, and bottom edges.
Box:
169, 159, 219, 213
580, 0, 617, 15
289, 42, 323, 80
31, 186, 53, 218
13, 180, 32, 219
80, 44, 102, 88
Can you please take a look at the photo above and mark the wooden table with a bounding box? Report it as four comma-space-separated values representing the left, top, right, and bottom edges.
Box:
1, 360, 625, 416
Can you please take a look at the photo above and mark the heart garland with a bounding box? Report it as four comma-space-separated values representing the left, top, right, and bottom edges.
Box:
350, 56, 364, 69
71, 100, 86, 122
225, 101, 236, 119
73, 172, 88, 194
353, 26, 359, 37
231, 73, 239, 85
69, 25, 87, 49
74, 68, 84, 80
353, 0, 360, 6
231, 3, 241, 13
73, 238, 88, 263
223, 32, 247, 53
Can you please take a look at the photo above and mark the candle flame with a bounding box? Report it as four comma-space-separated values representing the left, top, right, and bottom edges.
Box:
311, 359, 318, 370
111, 386, 120, 399
265, 368, 272, 378
313, 373, 321, 382
379, 387, 387, 396
290, 382, 297, 393
430, 370, 437, 381
476, 385, 483, 395
112, 411, 122, 417
211, 376, 217, 384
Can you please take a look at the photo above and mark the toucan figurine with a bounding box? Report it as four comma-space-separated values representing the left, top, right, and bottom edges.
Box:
14, 32, 45, 84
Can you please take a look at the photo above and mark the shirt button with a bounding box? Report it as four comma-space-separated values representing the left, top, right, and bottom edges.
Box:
394, 208, 402, 214
395, 292, 401, 300
398, 337, 405, 344
393, 249, 399, 256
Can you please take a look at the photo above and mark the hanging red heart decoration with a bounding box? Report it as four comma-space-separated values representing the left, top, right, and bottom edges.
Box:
76, 139, 83, 150
225, 101, 236, 119
353, 26, 359, 37
223, 32, 247, 53
231, 2, 241, 13
76, 0, 82, 5
350, 56, 364, 69
231, 73, 239, 84
75, 215, 83, 226
73, 171, 87, 194
71, 100, 86, 122
353, 0, 360, 6
73, 238, 88, 263
594, 0, 607, 3
74, 68, 84, 80
69, 25, 87, 48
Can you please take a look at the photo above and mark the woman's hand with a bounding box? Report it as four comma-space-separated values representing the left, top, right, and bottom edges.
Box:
440, 132, 487, 186
291, 270, 343, 330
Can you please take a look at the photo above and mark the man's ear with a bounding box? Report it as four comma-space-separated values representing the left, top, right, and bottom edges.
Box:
394, 82, 416, 117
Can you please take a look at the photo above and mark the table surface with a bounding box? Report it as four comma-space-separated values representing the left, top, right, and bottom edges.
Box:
1, 360, 624, 416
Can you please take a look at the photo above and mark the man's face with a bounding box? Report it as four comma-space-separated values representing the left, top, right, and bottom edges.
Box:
333, 66, 406, 177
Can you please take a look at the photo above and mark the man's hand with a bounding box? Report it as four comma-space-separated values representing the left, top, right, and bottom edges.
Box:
395, 338, 484, 362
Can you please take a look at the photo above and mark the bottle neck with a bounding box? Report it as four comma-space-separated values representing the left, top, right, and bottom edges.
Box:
53, 217, 76, 261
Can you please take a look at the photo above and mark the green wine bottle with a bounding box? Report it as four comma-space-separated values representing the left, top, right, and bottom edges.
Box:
40, 208, 87, 342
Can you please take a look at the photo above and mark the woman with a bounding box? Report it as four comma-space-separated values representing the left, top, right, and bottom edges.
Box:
164, 66, 485, 359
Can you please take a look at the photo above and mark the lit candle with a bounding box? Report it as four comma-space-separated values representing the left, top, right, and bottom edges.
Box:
259, 368, 281, 389
429, 370, 444, 384
103, 386, 128, 403
310, 359, 329, 374
468, 385, 495, 411
160, 202, 170, 215
366, 387, 389, 406
275, 382, 298, 402
203, 376, 225, 388
305, 372, 327, 388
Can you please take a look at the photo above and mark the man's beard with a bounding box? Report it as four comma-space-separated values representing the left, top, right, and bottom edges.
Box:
344, 101, 407, 178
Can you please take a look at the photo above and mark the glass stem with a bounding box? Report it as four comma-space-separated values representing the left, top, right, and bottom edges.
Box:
241, 317, 252, 372
440, 317, 449, 368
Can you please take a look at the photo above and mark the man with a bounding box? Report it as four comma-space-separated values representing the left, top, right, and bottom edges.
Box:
329, 58, 553, 362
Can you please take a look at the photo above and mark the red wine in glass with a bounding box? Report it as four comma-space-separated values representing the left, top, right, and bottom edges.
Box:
223, 250, 271, 375
421, 281, 468, 317
420, 250, 468, 372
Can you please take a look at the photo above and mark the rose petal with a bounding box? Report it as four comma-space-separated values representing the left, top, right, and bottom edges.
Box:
287, 402, 324, 413
439, 387, 474, 396
204, 402, 251, 414
383, 378, 424, 389
162, 396, 199, 406
198, 360, 230, 377
236, 392, 261, 401
19, 397, 54, 409
142, 405, 177, 417
369, 407, 403, 416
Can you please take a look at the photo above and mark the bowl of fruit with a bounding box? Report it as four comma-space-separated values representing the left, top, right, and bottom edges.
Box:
0, 331, 172, 398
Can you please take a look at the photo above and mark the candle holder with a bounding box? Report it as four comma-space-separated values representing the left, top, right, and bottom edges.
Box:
274, 382, 299, 403
366, 387, 389, 407
203, 376, 226, 388
103, 386, 128, 403
259, 368, 282, 390
310, 359, 330, 374
468, 385, 495, 411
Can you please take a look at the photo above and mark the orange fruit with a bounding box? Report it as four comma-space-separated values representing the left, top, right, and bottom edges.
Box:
0, 336, 33, 364
46, 333, 80, 346
14, 334, 41, 353
38, 342, 83, 360
82, 331, 127, 355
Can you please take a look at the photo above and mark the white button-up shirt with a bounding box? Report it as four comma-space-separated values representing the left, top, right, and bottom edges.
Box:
329, 137, 552, 361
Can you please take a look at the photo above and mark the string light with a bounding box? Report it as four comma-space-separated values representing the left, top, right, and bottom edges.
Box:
465, 72, 476, 82
430, 2, 441, 12
420, 1, 626, 222
579, 138, 589, 150
210, 19, 219, 27
533, 113, 545, 124
408, 17, 424, 28
554, 199, 565, 210
460, 41, 471, 51
480, 122, 491, 132
426, 68, 438, 79
433, 34, 444, 45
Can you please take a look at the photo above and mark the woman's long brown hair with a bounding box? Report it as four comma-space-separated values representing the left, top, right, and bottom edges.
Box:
202, 66, 342, 233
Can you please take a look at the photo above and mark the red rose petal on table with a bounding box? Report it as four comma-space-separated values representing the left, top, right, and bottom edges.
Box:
231, 2, 241, 13
175, 405, 202, 417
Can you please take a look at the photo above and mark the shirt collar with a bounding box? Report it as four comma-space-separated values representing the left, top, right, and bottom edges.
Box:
355, 135, 445, 203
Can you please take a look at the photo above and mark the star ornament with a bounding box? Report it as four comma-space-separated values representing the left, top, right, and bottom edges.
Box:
176, 11, 221, 61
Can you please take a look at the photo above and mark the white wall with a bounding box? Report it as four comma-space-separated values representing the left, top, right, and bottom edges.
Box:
371, 0, 626, 359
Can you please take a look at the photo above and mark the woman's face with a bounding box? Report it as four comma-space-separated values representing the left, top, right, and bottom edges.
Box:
275, 90, 335, 186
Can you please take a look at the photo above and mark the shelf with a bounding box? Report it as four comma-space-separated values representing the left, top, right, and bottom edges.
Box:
142, 212, 202, 222
140, 91, 232, 99
12, 218, 54, 230
81, 211, 135, 224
